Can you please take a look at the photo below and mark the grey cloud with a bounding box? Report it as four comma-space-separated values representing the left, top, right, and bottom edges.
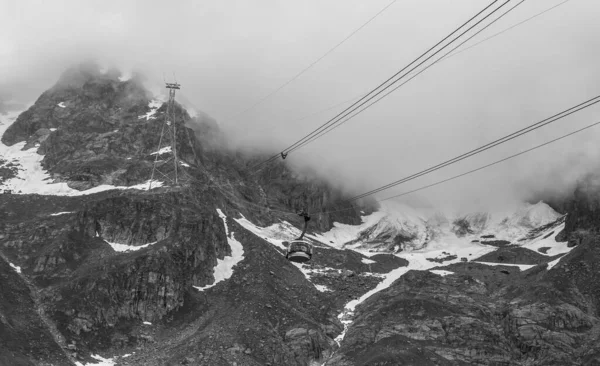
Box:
2, 0, 600, 212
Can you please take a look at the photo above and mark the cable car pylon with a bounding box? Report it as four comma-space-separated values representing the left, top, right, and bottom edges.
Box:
149, 81, 189, 189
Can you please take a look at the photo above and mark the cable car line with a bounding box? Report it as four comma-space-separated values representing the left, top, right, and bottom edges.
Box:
346, 95, 600, 202
313, 118, 600, 216
251, 0, 509, 169
285, 0, 526, 155
252, 0, 507, 168
241, 0, 566, 145
379, 119, 600, 202
224, 0, 399, 124
178, 95, 599, 220
443, 0, 570, 61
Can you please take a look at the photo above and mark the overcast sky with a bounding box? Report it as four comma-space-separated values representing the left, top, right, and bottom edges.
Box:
2, 0, 599, 213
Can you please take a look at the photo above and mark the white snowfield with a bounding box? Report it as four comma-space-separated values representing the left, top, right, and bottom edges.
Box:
138, 100, 162, 121
472, 262, 536, 271
313, 201, 563, 254
235, 214, 297, 250
521, 222, 570, 256
106, 240, 158, 252
57, 102, 66, 108
0, 109, 164, 195
194, 209, 244, 292
75, 354, 116, 366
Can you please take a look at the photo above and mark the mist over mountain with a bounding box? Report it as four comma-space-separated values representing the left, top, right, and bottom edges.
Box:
4, 0, 600, 212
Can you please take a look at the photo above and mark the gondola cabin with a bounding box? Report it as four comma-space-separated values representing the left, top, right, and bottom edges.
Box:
286, 240, 313, 263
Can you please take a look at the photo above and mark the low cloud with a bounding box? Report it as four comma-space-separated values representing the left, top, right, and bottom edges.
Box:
3, 0, 600, 213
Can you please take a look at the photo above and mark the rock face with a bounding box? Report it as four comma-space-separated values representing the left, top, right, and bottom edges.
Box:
2, 63, 201, 191
0, 64, 368, 366
253, 161, 371, 232
328, 252, 600, 366
0, 256, 72, 366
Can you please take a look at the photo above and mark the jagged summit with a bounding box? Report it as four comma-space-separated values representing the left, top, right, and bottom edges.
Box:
0, 64, 204, 194
501, 200, 563, 228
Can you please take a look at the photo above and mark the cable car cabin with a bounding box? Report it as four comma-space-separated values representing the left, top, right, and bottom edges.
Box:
286, 240, 313, 263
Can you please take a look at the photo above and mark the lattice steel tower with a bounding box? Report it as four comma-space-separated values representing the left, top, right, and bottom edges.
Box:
149, 82, 186, 189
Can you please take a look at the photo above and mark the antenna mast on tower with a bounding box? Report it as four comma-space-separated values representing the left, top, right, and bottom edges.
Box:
149, 81, 186, 189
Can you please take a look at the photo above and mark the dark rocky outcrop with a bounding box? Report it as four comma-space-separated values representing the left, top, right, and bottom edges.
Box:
2, 63, 201, 191
0, 257, 72, 366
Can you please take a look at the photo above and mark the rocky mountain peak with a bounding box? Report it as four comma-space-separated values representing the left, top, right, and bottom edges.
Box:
0, 65, 204, 192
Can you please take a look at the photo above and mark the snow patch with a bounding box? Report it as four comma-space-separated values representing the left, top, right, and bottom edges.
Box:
547, 256, 564, 270
106, 241, 157, 252
0, 111, 165, 195
9, 263, 21, 273
50, 211, 73, 216
361, 258, 376, 264
180, 161, 190, 167
335, 312, 353, 346
290, 263, 342, 292
57, 102, 66, 108
194, 209, 244, 291
235, 214, 298, 250
138, 100, 162, 120
314, 284, 333, 292
521, 223, 572, 256
49, 128, 57, 132
430, 269, 454, 277
473, 261, 536, 271
143, 321, 152, 325
75, 354, 116, 366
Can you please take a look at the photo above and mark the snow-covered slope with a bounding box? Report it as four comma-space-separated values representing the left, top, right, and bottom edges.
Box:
316, 201, 563, 255
194, 209, 244, 292
0, 108, 162, 195
219, 200, 571, 353
315, 201, 429, 253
